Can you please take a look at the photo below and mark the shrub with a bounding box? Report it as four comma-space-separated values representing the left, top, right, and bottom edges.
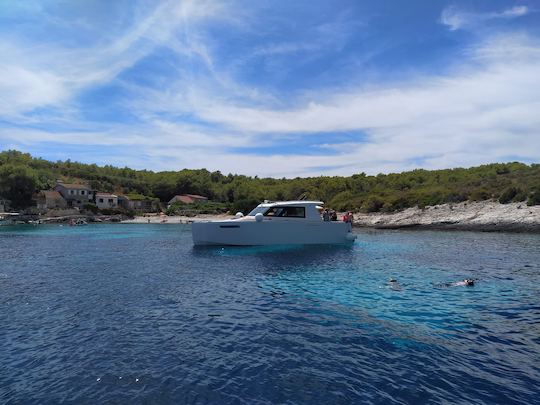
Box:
512, 189, 528, 202
499, 187, 518, 204
469, 188, 490, 201
362, 197, 384, 213
382, 196, 410, 212
527, 188, 540, 206
83, 203, 99, 214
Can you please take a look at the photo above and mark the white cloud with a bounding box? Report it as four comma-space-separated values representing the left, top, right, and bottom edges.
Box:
441, 5, 529, 31
122, 34, 540, 176
1, 2, 538, 177
501, 6, 529, 18
0, 0, 225, 119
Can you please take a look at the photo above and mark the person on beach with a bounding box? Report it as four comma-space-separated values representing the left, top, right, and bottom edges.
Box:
330, 210, 337, 221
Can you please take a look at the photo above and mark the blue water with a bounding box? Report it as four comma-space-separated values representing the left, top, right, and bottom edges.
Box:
1, 225, 539, 404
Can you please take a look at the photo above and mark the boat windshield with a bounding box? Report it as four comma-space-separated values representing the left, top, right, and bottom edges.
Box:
247, 206, 267, 216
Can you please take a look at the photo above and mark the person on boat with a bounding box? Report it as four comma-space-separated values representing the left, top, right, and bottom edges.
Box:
344, 211, 354, 231
322, 209, 330, 221
330, 210, 337, 221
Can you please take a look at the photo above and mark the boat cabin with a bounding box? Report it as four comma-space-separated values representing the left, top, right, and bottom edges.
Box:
245, 201, 324, 221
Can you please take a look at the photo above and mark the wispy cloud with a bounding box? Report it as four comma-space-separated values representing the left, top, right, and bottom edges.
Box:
0, 0, 225, 118
0, 1, 539, 177
441, 5, 529, 31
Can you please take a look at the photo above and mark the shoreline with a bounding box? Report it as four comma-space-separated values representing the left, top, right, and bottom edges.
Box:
120, 201, 540, 233
351, 201, 540, 233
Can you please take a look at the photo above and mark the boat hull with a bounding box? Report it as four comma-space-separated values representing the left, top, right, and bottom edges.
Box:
192, 220, 355, 246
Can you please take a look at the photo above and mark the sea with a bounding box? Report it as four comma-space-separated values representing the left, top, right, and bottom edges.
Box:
1, 224, 539, 404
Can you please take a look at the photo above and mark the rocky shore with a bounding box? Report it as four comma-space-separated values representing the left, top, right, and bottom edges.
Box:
352, 201, 540, 232
119, 201, 540, 233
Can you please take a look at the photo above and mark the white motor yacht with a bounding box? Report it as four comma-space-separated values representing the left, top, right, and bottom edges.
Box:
191, 200, 357, 246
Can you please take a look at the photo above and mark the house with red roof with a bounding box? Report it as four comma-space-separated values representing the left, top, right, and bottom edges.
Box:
167, 194, 208, 208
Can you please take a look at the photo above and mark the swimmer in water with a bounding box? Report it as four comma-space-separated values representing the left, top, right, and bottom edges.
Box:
388, 277, 402, 290
436, 278, 475, 288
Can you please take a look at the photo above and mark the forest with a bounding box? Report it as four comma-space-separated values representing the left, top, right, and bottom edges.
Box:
1, 150, 539, 213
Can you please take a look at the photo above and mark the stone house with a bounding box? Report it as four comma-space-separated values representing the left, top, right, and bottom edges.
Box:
37, 191, 67, 210
54, 182, 93, 208
96, 193, 118, 210
118, 195, 158, 212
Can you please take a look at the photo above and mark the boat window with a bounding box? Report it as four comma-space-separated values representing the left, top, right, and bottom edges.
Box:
263, 206, 305, 218
247, 206, 266, 216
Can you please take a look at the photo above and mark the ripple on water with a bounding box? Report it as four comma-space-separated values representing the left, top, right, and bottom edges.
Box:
0, 224, 539, 404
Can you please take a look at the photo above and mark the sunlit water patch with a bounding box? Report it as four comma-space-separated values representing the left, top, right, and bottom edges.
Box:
1, 224, 539, 403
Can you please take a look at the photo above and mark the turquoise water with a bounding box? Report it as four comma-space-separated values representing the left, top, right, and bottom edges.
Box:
1, 224, 539, 403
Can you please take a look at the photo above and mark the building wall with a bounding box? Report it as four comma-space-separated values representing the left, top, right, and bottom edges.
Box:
37, 193, 67, 210
130, 200, 156, 212
96, 196, 118, 209
54, 185, 93, 208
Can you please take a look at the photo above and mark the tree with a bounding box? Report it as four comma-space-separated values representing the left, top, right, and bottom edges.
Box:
0, 164, 39, 208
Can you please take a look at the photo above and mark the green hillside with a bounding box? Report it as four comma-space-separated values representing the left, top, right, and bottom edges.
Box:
1, 150, 539, 212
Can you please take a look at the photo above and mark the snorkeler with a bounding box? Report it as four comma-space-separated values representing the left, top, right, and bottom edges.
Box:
436, 278, 475, 288
454, 279, 475, 287
388, 277, 402, 291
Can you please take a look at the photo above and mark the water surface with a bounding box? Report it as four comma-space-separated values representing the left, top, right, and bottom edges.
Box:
1, 224, 539, 404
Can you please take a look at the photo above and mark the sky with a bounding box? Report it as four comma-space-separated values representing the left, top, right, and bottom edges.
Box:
0, 0, 539, 177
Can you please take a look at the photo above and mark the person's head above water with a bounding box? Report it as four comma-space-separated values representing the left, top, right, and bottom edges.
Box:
464, 279, 474, 286
389, 278, 397, 283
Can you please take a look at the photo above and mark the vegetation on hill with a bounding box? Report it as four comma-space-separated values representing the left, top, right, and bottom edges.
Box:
0, 150, 539, 212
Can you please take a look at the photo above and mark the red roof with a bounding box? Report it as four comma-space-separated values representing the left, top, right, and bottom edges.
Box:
168, 194, 208, 204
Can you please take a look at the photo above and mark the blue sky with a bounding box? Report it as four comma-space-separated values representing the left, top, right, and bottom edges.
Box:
0, 0, 539, 177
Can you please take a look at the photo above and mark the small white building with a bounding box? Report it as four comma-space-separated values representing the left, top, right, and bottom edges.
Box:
95, 193, 118, 209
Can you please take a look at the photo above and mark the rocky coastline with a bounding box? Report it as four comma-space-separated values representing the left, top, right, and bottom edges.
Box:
351, 201, 540, 232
